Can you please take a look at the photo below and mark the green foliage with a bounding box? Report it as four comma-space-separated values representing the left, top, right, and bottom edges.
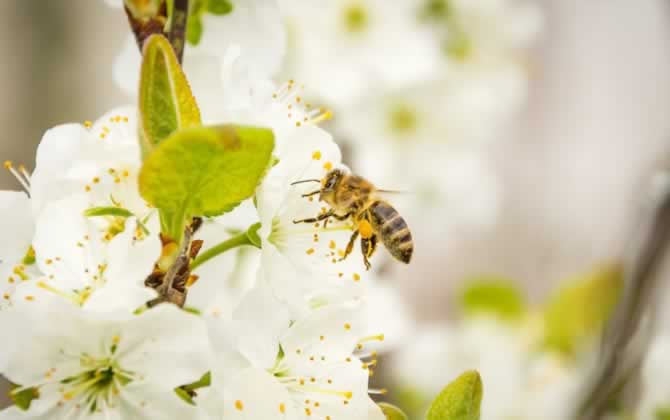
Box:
460, 276, 526, 322
139, 125, 274, 240
139, 34, 201, 157
246, 222, 263, 248
186, 14, 204, 45
656, 407, 670, 420
426, 371, 483, 420
396, 386, 429, 420
207, 0, 233, 15
174, 371, 211, 405
186, 0, 234, 45
10, 386, 39, 411
83, 206, 134, 218
542, 264, 623, 356
379, 402, 409, 420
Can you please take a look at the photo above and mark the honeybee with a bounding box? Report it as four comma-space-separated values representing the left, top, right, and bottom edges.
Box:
292, 169, 413, 270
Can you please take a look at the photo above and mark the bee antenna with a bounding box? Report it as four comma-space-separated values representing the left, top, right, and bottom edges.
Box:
290, 179, 321, 185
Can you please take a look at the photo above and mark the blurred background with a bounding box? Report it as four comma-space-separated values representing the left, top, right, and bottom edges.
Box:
2, 0, 670, 417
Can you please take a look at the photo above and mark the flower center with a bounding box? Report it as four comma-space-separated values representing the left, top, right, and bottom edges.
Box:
342, 3, 369, 33
57, 339, 135, 412
272, 80, 332, 128
421, 0, 451, 21
387, 103, 419, 136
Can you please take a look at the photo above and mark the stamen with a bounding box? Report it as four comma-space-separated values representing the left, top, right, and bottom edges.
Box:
368, 388, 388, 395
4, 161, 31, 193
357, 334, 384, 344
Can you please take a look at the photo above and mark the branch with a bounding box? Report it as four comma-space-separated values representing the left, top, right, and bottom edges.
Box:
124, 0, 190, 64
577, 173, 670, 419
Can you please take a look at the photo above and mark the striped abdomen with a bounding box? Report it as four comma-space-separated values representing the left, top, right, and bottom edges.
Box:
369, 201, 413, 264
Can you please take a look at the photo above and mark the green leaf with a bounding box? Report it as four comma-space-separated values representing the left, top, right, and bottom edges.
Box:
83, 206, 134, 218
174, 387, 195, 405
379, 402, 409, 420
139, 34, 201, 157
246, 222, 262, 248
656, 406, 670, 420
182, 371, 211, 391
396, 386, 429, 420
175, 371, 211, 406
139, 125, 274, 239
426, 371, 483, 420
207, 0, 233, 15
542, 264, 623, 356
186, 13, 204, 45
460, 276, 526, 322
10, 386, 39, 411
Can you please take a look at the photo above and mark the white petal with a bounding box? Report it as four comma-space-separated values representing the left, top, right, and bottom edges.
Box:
119, 381, 210, 420
113, 36, 141, 96
229, 284, 289, 369
31, 123, 88, 217
1, 303, 109, 385
222, 367, 296, 419
32, 194, 99, 290
199, 0, 286, 78
103, 0, 123, 8
117, 304, 213, 391
0, 191, 33, 262
280, 301, 366, 362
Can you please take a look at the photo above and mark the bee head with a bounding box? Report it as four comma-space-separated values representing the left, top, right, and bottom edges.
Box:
320, 169, 344, 204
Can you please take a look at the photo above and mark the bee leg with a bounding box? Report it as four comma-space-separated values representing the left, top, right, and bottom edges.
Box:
333, 212, 353, 221
339, 230, 359, 262
324, 211, 352, 229
293, 210, 334, 224
360, 234, 378, 271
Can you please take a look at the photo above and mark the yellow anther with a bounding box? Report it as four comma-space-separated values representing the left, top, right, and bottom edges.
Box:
234, 400, 244, 411
312, 151, 322, 160
3, 161, 12, 169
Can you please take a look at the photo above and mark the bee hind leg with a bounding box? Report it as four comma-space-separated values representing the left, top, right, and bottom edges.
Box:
339, 230, 359, 262
360, 234, 378, 271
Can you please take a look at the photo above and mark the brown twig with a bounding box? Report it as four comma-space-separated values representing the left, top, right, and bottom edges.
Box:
577, 174, 670, 419
123, 0, 190, 63
146, 217, 202, 308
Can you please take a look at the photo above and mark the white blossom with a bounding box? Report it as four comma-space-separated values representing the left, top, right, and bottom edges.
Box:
112, 0, 286, 123
278, 0, 442, 108
207, 292, 384, 420
0, 303, 211, 420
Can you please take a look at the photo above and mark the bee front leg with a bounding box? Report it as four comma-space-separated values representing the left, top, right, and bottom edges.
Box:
339, 230, 359, 262
293, 210, 334, 224
360, 234, 378, 271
